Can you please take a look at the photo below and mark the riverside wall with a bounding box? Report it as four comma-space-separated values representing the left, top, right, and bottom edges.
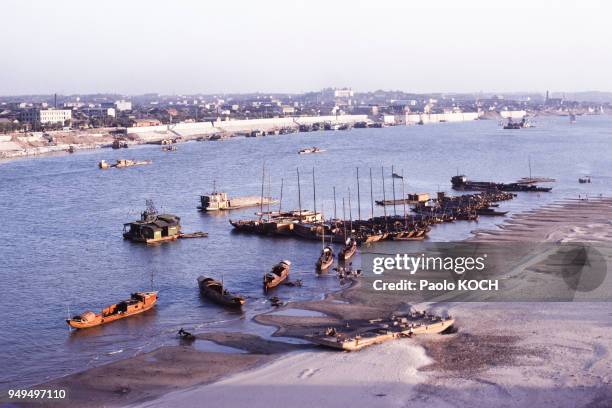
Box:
127, 115, 369, 141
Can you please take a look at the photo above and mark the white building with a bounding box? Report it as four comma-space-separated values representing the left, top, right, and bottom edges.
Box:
281, 105, 296, 114
102, 100, 132, 111
334, 88, 354, 106
114, 100, 132, 111
19, 109, 72, 125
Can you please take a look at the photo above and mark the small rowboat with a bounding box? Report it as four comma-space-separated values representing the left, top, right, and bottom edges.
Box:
339, 238, 357, 261
298, 147, 326, 155
66, 292, 157, 329
264, 260, 291, 291
197, 276, 245, 308
316, 246, 334, 272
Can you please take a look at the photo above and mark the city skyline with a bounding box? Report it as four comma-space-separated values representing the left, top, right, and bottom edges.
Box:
2, 0, 611, 95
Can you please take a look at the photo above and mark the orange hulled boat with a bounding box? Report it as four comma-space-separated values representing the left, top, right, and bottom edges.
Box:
66, 292, 158, 329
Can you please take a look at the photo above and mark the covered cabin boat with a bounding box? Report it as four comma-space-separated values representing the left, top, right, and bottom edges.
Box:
123, 201, 181, 244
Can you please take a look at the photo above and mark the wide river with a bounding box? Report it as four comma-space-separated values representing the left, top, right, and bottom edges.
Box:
1, 115, 611, 389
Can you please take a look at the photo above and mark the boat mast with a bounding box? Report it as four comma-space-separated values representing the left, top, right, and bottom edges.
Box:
342, 197, 347, 240
321, 207, 325, 250
297, 168, 302, 222
401, 169, 407, 228
259, 163, 265, 220
528, 155, 532, 179
356, 167, 361, 221
391, 165, 397, 217
381, 166, 387, 229
279, 178, 284, 214
369, 168, 374, 220
267, 173, 272, 221
312, 167, 317, 220
348, 187, 353, 232
333, 186, 337, 220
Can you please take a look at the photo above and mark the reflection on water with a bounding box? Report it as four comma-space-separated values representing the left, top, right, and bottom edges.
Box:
1, 116, 611, 388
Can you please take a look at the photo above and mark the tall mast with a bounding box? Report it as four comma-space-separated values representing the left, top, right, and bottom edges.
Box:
333, 186, 337, 220
369, 168, 374, 220
348, 187, 353, 232
279, 178, 284, 214
381, 166, 387, 228
321, 202, 325, 249
297, 168, 302, 222
312, 167, 317, 219
401, 169, 407, 228
342, 197, 347, 240
259, 163, 265, 220
528, 155, 532, 179
356, 167, 361, 221
391, 165, 397, 217
267, 173, 272, 221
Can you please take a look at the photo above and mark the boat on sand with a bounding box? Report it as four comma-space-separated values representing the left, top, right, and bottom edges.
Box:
306, 314, 455, 351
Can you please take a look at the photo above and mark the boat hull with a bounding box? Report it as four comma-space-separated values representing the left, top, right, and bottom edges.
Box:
306, 319, 454, 351
67, 293, 157, 329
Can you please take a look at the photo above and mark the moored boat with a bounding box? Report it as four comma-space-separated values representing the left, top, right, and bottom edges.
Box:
264, 260, 291, 291
476, 208, 508, 216
197, 276, 245, 308
338, 238, 357, 261
199, 191, 277, 211
306, 315, 455, 352
66, 292, 157, 329
316, 246, 334, 272
123, 201, 182, 244
451, 175, 552, 192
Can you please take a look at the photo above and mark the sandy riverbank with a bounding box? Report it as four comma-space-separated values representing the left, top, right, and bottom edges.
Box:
13, 197, 612, 408
131, 197, 612, 408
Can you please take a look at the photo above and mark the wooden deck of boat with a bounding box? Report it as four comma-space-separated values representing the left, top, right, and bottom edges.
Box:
305, 318, 454, 351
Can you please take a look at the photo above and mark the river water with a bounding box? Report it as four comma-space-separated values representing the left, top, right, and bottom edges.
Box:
1, 115, 611, 389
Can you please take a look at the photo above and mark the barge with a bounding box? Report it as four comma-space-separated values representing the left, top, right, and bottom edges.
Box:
306, 313, 454, 351
199, 191, 277, 211
451, 175, 552, 192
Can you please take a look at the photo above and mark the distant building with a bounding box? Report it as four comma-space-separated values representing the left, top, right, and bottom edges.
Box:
115, 100, 132, 111
83, 107, 116, 118
132, 118, 162, 127
101, 100, 132, 111
334, 88, 354, 106
19, 108, 72, 125
281, 105, 296, 115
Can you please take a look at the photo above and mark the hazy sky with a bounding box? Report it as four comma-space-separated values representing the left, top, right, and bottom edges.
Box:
2, 0, 610, 95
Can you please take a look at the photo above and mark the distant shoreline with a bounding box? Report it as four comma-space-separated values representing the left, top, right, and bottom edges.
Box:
2, 112, 608, 163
